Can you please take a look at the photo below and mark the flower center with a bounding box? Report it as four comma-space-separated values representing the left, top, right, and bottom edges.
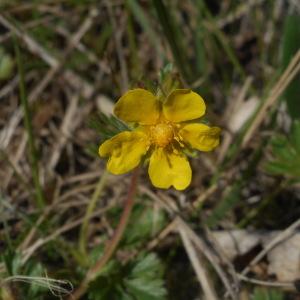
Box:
150, 123, 174, 147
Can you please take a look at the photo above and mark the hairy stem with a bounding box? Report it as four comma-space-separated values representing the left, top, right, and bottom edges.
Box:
69, 168, 139, 300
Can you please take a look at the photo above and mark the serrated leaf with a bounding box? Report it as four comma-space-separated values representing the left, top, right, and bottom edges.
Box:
88, 253, 167, 300
265, 121, 300, 179
125, 277, 167, 300
125, 253, 167, 300
117, 287, 134, 300
88, 244, 118, 276
123, 204, 166, 247
130, 253, 163, 278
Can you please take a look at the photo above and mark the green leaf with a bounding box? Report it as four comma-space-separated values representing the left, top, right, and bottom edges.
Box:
123, 204, 166, 247
88, 276, 124, 300
125, 253, 167, 300
265, 121, 300, 179
281, 14, 300, 119
130, 253, 164, 278
2, 250, 48, 298
125, 278, 167, 300
0, 47, 14, 80
87, 243, 122, 278
252, 287, 283, 300
87, 202, 167, 299
88, 253, 167, 300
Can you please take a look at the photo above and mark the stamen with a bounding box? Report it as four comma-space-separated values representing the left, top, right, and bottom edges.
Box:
150, 123, 174, 147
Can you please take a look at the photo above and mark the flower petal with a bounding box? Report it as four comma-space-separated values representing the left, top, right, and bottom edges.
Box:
148, 148, 191, 190
99, 131, 149, 174
163, 89, 206, 122
114, 89, 160, 125
179, 123, 221, 151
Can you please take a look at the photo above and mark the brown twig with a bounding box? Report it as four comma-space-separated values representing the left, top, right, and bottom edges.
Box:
69, 169, 140, 300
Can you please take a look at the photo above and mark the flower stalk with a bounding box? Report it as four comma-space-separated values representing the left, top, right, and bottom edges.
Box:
69, 168, 139, 300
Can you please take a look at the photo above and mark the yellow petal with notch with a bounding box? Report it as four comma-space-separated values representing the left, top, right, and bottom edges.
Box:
148, 148, 191, 190
114, 89, 160, 125
179, 123, 221, 151
99, 130, 149, 174
163, 89, 206, 123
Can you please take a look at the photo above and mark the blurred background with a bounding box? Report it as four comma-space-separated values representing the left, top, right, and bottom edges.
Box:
0, 0, 300, 299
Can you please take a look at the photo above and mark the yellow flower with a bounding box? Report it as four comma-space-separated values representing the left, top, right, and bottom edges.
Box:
99, 88, 220, 190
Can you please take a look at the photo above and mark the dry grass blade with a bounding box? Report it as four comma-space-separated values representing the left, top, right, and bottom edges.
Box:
0, 13, 57, 66
1, 275, 73, 297
142, 189, 237, 299
241, 218, 300, 276
237, 273, 294, 289
0, 12, 103, 149
21, 203, 115, 265
178, 223, 218, 300
177, 218, 238, 300
27, 8, 98, 104
242, 49, 300, 147
48, 93, 79, 172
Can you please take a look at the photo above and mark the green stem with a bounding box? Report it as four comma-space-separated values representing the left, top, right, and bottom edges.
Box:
69, 168, 139, 300
14, 37, 45, 209
79, 171, 108, 258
